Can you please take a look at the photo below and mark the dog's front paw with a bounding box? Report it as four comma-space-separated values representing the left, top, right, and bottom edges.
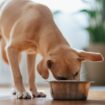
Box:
11, 88, 17, 95
32, 92, 46, 98
17, 91, 31, 99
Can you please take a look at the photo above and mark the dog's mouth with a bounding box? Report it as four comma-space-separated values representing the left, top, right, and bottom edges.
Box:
55, 76, 68, 80
51, 72, 69, 80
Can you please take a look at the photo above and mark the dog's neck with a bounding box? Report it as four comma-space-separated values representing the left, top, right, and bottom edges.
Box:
38, 24, 70, 57
48, 45, 71, 56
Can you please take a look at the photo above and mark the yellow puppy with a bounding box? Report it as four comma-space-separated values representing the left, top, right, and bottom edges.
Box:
0, 0, 104, 99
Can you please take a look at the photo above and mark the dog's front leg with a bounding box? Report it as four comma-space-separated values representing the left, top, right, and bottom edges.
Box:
27, 54, 46, 97
6, 45, 31, 99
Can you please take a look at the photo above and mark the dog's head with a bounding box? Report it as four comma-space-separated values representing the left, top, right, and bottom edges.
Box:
37, 46, 104, 80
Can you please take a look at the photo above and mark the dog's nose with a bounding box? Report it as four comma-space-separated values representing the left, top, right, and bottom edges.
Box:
57, 76, 68, 80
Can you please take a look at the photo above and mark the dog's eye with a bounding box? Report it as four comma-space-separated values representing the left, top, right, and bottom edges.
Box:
74, 72, 79, 77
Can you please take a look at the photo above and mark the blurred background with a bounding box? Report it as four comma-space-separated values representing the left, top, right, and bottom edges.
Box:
0, 0, 105, 86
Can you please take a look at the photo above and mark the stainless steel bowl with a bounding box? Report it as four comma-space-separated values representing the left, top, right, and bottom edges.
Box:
49, 80, 93, 100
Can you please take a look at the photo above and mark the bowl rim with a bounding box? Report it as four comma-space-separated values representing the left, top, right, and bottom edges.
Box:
48, 80, 94, 84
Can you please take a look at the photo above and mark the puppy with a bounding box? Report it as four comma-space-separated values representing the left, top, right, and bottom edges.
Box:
0, 0, 104, 99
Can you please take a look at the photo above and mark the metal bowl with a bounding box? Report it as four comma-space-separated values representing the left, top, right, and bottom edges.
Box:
49, 80, 93, 100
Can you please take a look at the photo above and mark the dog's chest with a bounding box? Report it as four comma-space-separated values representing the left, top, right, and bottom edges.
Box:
26, 48, 37, 54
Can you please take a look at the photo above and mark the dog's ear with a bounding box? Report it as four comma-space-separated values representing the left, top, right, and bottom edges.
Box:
37, 59, 49, 79
79, 51, 104, 62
